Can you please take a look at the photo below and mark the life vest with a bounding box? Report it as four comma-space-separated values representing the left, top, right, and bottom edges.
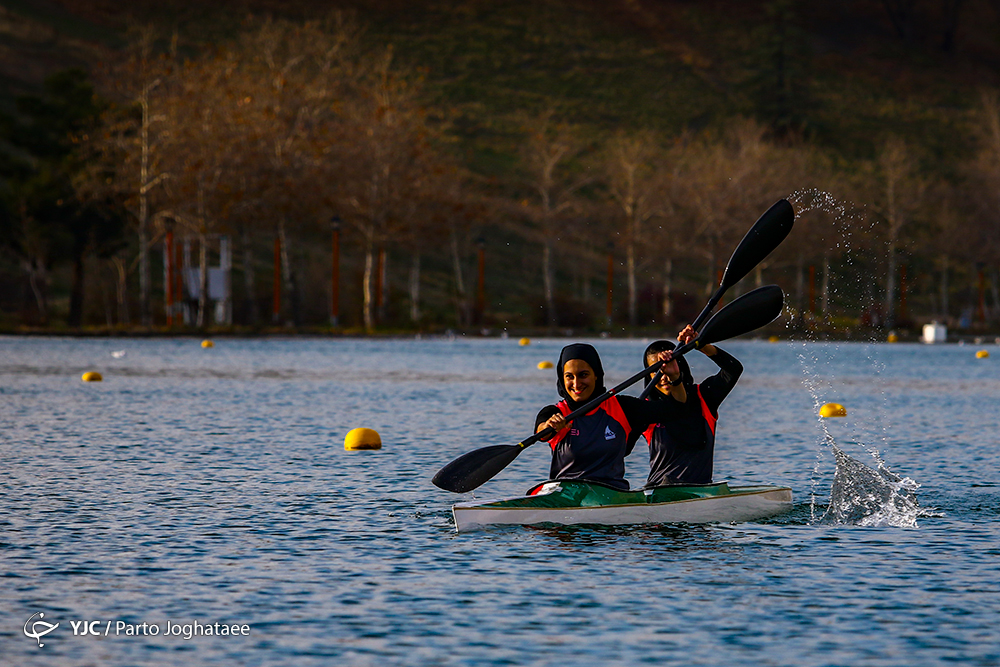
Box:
545, 395, 633, 490
643, 385, 716, 486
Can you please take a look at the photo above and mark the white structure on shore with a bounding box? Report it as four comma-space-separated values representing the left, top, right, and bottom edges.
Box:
922, 322, 947, 344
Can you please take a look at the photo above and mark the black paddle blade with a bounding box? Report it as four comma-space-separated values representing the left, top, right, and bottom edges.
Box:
721, 199, 795, 289
432, 444, 525, 493
699, 284, 784, 345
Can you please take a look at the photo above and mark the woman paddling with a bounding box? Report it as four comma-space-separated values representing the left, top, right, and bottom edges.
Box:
533, 343, 677, 490
640, 326, 743, 486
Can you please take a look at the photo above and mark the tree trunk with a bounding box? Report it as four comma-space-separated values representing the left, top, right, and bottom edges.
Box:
68, 254, 85, 327
197, 233, 209, 328
138, 89, 151, 327
451, 227, 468, 326
241, 226, 258, 326
821, 254, 830, 317
279, 218, 294, 327
409, 252, 421, 323
885, 242, 898, 329
23, 258, 49, 325
627, 239, 637, 327
363, 233, 375, 331
940, 254, 949, 319
705, 236, 718, 297
112, 255, 129, 325
990, 269, 1000, 322
378, 247, 388, 324
542, 240, 557, 327
661, 256, 673, 322
795, 254, 805, 317
100, 265, 113, 328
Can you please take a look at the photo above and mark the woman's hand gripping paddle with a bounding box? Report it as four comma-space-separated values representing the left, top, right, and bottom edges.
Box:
431, 285, 785, 493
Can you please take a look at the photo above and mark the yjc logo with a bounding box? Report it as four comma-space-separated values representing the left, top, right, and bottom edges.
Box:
23, 612, 59, 648
69, 620, 105, 636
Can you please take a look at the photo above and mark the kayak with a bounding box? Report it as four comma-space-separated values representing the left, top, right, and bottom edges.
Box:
452, 479, 793, 532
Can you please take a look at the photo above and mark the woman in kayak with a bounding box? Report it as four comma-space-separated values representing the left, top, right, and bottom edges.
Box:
533, 343, 678, 490
640, 325, 743, 486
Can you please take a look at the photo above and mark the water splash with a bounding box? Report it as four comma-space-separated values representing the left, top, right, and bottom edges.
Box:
787, 190, 929, 527
820, 434, 923, 527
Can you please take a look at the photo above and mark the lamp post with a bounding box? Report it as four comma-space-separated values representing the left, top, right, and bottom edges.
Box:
331, 215, 341, 327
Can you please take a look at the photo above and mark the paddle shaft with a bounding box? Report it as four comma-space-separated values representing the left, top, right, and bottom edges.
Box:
638, 369, 664, 400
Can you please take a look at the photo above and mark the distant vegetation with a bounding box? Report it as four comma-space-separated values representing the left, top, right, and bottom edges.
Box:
2, 0, 1000, 337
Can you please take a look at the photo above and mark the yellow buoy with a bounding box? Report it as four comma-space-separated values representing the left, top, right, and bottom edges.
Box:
768, 336, 780, 343
519, 337, 531, 346
887, 332, 899, 343
201, 339, 214, 348
976, 349, 990, 359
81, 371, 103, 382
345, 427, 382, 451
537, 361, 554, 369
819, 403, 847, 418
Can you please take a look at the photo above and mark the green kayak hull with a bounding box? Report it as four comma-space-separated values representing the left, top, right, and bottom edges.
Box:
452, 480, 793, 532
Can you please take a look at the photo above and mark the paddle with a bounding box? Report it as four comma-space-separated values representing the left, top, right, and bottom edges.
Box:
637, 369, 664, 400
690, 198, 794, 332
635, 199, 793, 400
431, 284, 785, 493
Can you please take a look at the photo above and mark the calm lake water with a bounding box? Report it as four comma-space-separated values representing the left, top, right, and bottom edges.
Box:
1, 335, 998, 666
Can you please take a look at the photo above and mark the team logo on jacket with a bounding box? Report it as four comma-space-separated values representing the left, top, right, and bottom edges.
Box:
604, 426, 615, 440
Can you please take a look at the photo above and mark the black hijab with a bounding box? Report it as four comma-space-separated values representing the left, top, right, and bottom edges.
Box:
556, 343, 607, 408
641, 339, 693, 398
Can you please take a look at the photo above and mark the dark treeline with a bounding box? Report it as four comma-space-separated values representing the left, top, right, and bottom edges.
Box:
2, 6, 1000, 335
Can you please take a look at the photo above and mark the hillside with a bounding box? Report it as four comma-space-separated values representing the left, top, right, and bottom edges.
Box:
8, 0, 999, 158
3, 0, 1000, 333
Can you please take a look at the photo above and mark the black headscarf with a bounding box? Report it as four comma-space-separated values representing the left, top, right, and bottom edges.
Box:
556, 343, 607, 408
641, 339, 693, 398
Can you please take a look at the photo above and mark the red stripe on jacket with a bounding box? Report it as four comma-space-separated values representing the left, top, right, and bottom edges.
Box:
642, 384, 716, 444
547, 395, 632, 450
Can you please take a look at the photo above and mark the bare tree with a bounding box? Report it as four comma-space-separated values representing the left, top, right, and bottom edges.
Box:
518, 110, 590, 328
602, 129, 667, 327
98, 24, 175, 326
870, 136, 925, 328
336, 46, 436, 330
